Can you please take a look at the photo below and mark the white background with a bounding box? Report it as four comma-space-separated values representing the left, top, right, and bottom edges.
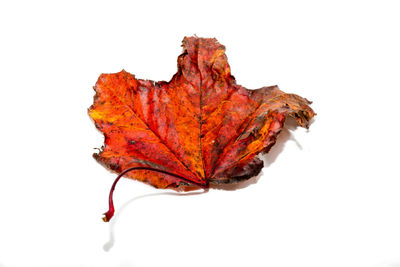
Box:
1, 0, 399, 266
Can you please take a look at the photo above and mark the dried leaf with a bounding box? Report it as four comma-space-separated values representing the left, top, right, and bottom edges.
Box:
89, 36, 315, 221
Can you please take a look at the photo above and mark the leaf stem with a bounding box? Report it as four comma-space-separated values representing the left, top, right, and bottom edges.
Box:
102, 167, 208, 222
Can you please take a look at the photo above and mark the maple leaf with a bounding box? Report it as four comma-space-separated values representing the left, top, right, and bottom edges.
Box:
89, 36, 315, 222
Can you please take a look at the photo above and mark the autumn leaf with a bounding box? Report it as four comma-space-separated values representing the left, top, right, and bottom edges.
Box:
89, 36, 315, 221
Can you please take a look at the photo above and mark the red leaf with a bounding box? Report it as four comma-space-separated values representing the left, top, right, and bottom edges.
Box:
89, 36, 315, 221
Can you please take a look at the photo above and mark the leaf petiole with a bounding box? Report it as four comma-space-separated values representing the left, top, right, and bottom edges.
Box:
102, 167, 208, 222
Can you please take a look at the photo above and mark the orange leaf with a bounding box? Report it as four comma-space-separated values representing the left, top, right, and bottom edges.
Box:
89, 36, 315, 221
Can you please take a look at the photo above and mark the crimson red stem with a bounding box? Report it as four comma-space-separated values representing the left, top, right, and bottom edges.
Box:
102, 167, 208, 222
